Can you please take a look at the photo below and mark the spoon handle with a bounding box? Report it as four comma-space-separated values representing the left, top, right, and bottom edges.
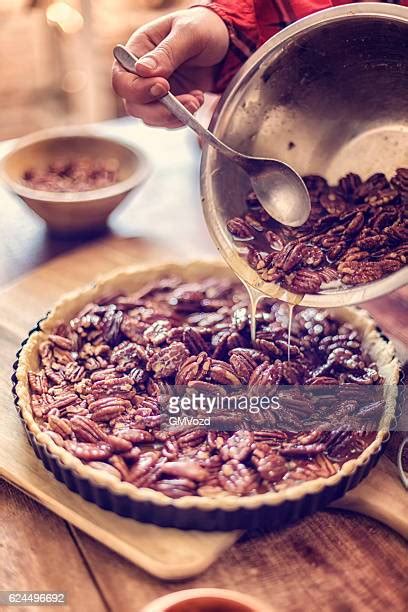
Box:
113, 45, 238, 161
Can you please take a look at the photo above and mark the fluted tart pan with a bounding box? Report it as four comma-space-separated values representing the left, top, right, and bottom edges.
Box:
12, 261, 400, 530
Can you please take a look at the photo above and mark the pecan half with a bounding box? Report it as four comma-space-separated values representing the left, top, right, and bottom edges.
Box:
153, 478, 197, 498
182, 327, 209, 354
111, 341, 146, 372
265, 230, 284, 251
147, 342, 189, 379
229, 351, 257, 383
64, 441, 113, 461
102, 307, 124, 345
249, 361, 283, 387
280, 442, 326, 457
70, 416, 107, 443
285, 270, 323, 293
160, 460, 208, 481
48, 415, 72, 438
28, 371, 49, 395
128, 451, 163, 486
226, 217, 254, 240
253, 449, 287, 482
320, 191, 348, 215
337, 172, 362, 199
220, 431, 254, 462
219, 460, 259, 495
175, 352, 212, 385
87, 396, 129, 422
209, 360, 241, 385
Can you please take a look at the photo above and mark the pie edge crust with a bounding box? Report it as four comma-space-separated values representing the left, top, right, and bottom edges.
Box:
15, 259, 400, 512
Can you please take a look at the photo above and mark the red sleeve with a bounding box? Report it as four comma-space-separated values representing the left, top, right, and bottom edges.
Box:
192, 0, 408, 92
192, 0, 260, 92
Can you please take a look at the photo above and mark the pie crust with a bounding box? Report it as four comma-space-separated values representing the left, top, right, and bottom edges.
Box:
15, 260, 400, 513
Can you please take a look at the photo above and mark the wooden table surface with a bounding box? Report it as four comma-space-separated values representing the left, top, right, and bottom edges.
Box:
0, 118, 407, 612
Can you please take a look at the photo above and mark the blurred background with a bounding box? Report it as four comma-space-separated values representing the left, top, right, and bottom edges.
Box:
0, 0, 190, 139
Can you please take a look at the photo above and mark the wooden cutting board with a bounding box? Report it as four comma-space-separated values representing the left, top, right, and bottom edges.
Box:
0, 237, 406, 580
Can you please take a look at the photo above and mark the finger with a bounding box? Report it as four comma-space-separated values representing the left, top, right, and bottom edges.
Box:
125, 95, 201, 127
125, 100, 184, 129
124, 94, 202, 129
112, 65, 170, 103
112, 18, 172, 101
189, 89, 205, 105
126, 18, 171, 60
135, 24, 203, 79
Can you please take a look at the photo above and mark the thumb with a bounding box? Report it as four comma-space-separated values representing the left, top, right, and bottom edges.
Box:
135, 27, 199, 79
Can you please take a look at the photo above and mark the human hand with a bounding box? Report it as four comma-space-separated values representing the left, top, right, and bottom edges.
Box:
112, 7, 229, 128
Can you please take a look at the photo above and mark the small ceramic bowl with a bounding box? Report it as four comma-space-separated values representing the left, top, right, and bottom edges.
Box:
140, 588, 272, 612
0, 126, 150, 236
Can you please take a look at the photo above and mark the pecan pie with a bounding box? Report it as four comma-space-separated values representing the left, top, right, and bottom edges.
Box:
16, 262, 399, 507
227, 169, 408, 294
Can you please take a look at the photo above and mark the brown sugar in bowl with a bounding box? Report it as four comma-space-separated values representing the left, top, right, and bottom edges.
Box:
0, 126, 150, 236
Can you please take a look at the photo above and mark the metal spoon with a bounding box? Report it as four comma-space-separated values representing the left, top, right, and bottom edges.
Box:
113, 44, 311, 227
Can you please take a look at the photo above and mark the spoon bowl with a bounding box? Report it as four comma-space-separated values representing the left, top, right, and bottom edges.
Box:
239, 156, 311, 226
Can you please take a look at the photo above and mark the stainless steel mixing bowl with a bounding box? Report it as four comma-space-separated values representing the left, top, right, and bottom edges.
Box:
201, 3, 408, 307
